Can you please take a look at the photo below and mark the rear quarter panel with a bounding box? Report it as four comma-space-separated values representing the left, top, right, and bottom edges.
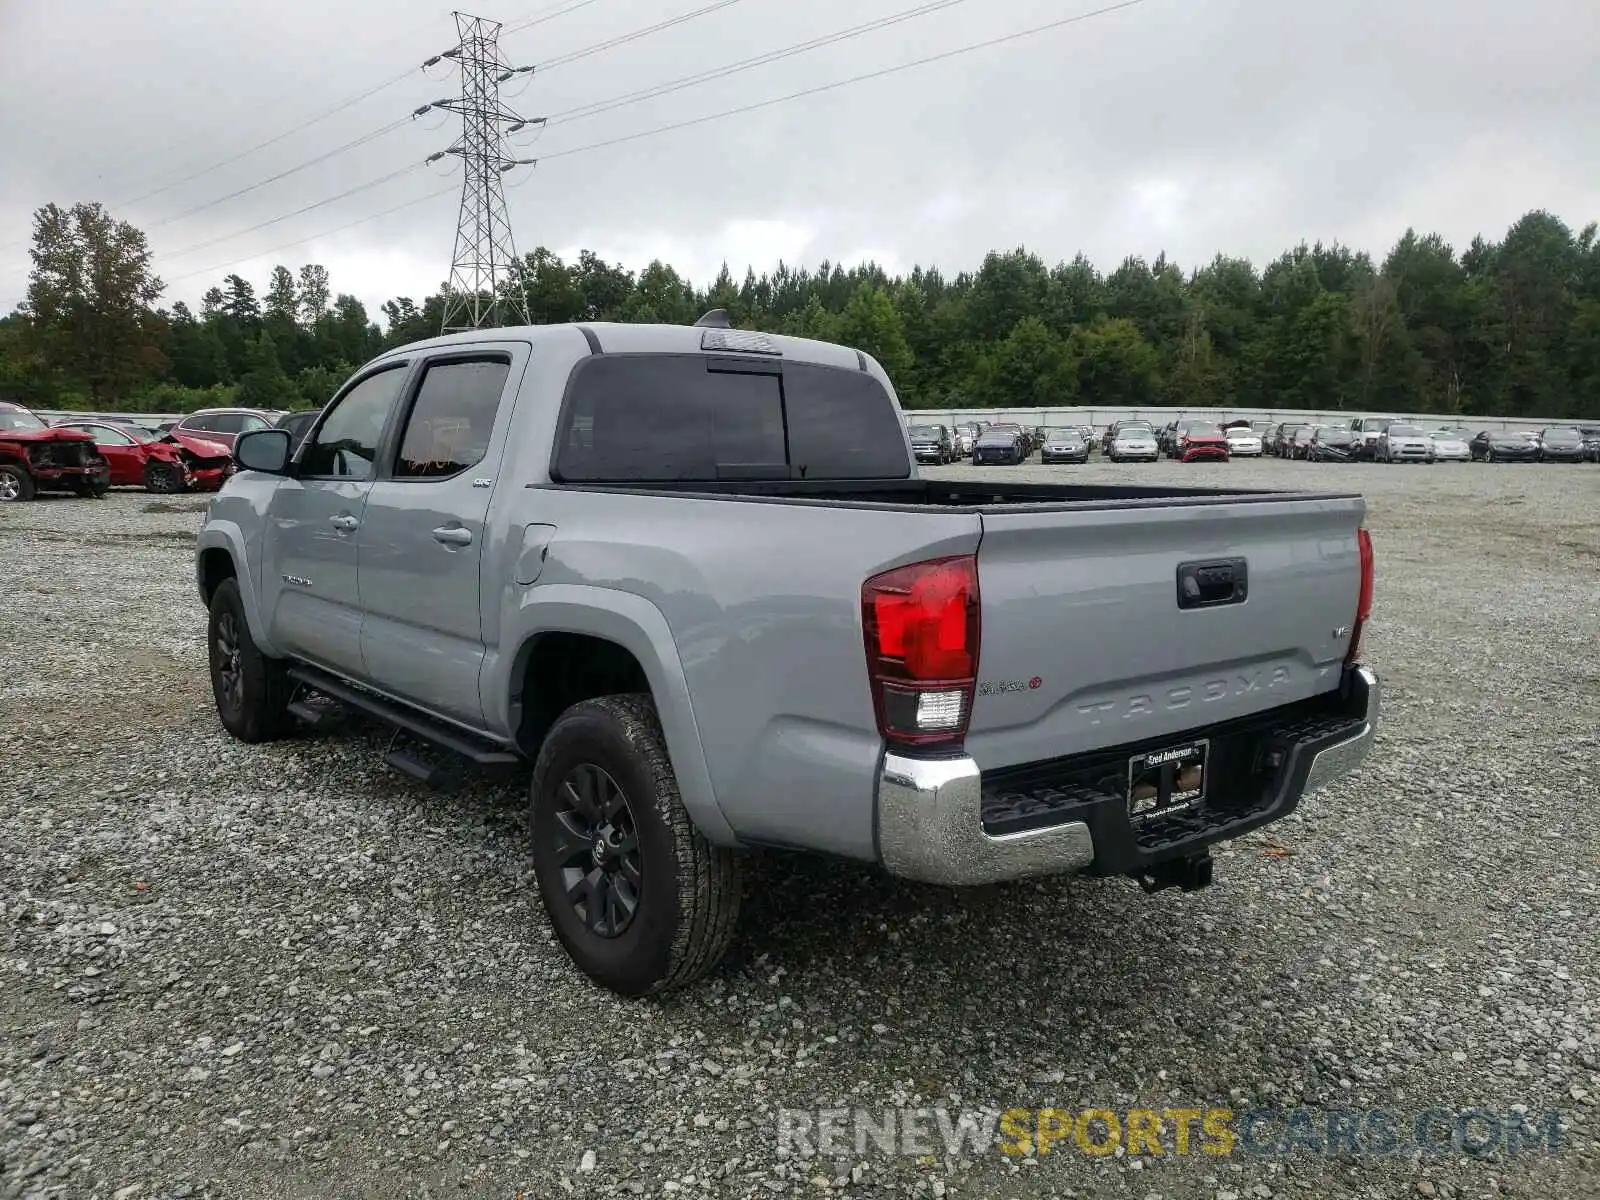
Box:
495, 487, 981, 859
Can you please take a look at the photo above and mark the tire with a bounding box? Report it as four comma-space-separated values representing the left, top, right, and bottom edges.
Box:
144, 460, 188, 494
529, 694, 741, 997
71, 478, 110, 498
207, 576, 293, 743
0, 463, 37, 502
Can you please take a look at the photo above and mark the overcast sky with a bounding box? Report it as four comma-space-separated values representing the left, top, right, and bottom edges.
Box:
2, 0, 1597, 323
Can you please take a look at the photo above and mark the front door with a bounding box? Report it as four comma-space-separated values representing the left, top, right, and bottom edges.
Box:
60, 423, 143, 485
260, 363, 411, 679
358, 350, 520, 727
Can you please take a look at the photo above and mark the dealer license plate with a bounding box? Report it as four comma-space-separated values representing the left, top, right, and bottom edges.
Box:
1126, 739, 1209, 822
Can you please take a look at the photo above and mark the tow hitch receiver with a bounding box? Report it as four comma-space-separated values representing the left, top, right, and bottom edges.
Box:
1133, 851, 1214, 894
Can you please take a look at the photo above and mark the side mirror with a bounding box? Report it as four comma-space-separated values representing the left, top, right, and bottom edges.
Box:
235, 428, 293, 475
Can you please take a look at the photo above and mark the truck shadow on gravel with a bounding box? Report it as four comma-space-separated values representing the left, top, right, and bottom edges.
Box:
278, 716, 1246, 1041
699, 849, 1216, 1017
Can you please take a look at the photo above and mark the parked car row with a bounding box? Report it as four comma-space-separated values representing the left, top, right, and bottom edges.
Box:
1261, 417, 1599, 464
0, 400, 326, 502
909, 414, 1599, 470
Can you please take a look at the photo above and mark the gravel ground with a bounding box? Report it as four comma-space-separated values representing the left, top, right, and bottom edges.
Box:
1, 459, 1597, 1200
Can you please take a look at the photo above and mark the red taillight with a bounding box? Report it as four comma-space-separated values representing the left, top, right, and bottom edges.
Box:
1345, 527, 1375, 664
862, 555, 980, 749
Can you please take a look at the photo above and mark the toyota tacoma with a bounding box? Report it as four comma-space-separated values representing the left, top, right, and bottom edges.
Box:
195, 315, 1382, 996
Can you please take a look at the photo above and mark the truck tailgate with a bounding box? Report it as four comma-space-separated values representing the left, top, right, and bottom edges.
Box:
966, 494, 1367, 770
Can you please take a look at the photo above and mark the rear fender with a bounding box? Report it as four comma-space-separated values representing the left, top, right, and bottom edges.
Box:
497, 584, 735, 846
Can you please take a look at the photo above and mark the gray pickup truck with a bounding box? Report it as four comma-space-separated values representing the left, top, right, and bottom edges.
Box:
196, 314, 1381, 996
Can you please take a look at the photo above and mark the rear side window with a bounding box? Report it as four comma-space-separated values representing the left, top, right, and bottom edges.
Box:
395, 357, 511, 479
553, 355, 910, 482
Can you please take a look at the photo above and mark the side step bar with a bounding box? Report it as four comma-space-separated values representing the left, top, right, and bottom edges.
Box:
286, 664, 523, 773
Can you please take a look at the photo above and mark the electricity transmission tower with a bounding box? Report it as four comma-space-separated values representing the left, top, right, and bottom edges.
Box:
420, 12, 544, 333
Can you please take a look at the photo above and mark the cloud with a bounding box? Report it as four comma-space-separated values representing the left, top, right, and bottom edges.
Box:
1, 0, 1596, 323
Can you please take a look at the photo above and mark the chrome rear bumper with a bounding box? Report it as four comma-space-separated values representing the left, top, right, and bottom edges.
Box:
876, 665, 1381, 887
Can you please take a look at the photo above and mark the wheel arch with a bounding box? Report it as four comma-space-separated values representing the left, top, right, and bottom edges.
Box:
499, 586, 736, 846
195, 524, 280, 656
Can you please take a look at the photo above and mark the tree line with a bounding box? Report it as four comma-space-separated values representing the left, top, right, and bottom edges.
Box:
2, 200, 1597, 419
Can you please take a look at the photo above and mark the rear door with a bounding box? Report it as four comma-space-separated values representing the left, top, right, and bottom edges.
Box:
357, 346, 525, 726
965, 495, 1366, 770
261, 363, 412, 678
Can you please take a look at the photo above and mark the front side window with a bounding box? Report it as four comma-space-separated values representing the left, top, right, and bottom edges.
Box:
239, 414, 271, 434
300, 366, 407, 479
78, 424, 135, 446
395, 358, 511, 479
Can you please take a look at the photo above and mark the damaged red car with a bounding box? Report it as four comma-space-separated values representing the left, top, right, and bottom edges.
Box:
52, 418, 235, 493
0, 401, 111, 502
1177, 421, 1232, 463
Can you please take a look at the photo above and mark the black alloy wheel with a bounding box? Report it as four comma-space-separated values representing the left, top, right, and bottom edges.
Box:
211, 605, 246, 721
205, 576, 293, 742
529, 694, 742, 996
549, 762, 643, 938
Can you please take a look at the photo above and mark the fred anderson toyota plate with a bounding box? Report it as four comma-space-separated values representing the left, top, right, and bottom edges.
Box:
1127, 740, 1209, 822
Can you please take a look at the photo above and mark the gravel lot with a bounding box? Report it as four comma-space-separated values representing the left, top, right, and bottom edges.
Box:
2, 458, 1597, 1200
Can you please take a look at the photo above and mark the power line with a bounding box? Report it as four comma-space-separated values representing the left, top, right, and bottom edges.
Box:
160, 185, 461, 286
67, 18, 442, 204
12, 0, 720, 262
535, 0, 1150, 163
0, 74, 425, 262
503, 0, 609, 37
120, 72, 419, 215
157, 164, 427, 260
86, 3, 731, 272
127, 0, 604, 208
0, 0, 609, 259
149, 0, 1148, 289
136, 3, 729, 239
543, 0, 979, 128
12, 1, 763, 265
145, 119, 414, 231
139, 0, 981, 262
535, 0, 745, 72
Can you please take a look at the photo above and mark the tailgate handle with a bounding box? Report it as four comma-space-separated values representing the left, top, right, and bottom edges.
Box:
1177, 558, 1248, 609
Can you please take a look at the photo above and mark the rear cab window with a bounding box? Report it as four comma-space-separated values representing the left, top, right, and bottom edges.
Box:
552, 354, 912, 483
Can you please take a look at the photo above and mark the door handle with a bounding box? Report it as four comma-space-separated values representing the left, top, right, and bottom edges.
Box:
432, 525, 473, 547
328, 514, 359, 532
